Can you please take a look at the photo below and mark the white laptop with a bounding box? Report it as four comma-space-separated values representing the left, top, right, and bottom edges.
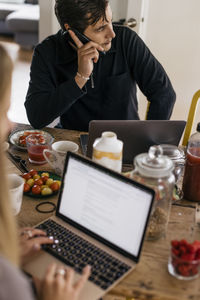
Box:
24, 152, 155, 300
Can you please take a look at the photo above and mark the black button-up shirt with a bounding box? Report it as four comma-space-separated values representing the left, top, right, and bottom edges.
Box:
25, 25, 176, 131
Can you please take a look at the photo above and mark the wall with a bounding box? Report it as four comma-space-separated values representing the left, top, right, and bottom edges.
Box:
109, 0, 127, 21
39, 0, 128, 41
138, 0, 200, 135
39, 0, 60, 42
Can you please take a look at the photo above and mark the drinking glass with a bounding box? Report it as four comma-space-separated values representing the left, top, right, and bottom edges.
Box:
168, 250, 200, 280
26, 133, 53, 164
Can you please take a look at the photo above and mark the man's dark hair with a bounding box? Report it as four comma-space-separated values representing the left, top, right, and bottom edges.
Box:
55, 0, 109, 33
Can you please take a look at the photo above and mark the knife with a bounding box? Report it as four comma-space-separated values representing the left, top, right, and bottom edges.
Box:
7, 151, 29, 173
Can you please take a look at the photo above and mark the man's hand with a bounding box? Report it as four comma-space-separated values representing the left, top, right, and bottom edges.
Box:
69, 30, 104, 88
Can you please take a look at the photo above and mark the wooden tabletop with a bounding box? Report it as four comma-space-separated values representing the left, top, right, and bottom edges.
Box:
7, 123, 200, 300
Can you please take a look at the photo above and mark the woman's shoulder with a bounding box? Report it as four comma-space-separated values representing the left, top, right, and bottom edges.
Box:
0, 256, 34, 300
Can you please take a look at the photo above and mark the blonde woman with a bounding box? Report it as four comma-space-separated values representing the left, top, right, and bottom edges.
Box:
0, 44, 90, 300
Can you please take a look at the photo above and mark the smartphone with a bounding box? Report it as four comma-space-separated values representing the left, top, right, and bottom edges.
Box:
65, 27, 106, 56
79, 134, 89, 156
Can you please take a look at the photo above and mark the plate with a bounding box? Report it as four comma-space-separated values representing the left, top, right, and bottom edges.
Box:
24, 171, 61, 198
9, 129, 54, 151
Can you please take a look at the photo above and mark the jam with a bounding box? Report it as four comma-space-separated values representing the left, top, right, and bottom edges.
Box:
182, 147, 200, 202
28, 145, 49, 164
26, 133, 53, 165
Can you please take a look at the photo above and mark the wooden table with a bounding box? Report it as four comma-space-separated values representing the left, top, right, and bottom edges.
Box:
7, 123, 200, 300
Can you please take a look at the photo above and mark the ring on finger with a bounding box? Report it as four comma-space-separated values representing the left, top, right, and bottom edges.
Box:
55, 268, 66, 276
22, 230, 33, 239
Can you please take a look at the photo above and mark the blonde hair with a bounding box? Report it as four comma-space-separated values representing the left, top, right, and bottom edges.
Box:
0, 44, 19, 266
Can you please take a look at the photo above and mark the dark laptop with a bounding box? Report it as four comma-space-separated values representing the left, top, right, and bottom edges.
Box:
24, 152, 155, 300
81, 120, 186, 164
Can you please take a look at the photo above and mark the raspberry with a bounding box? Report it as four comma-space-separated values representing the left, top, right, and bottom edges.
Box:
172, 248, 180, 257
187, 244, 196, 254
192, 241, 200, 252
179, 239, 188, 247
177, 264, 190, 276
191, 265, 199, 275
171, 240, 179, 249
179, 246, 187, 255
181, 253, 195, 261
172, 257, 179, 267
195, 249, 200, 260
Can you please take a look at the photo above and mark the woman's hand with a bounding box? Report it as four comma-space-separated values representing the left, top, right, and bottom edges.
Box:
19, 227, 53, 266
38, 264, 91, 300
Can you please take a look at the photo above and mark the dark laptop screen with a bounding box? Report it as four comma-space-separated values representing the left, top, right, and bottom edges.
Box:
57, 153, 154, 261
86, 120, 186, 164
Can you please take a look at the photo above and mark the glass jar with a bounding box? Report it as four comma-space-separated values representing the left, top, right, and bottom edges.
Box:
159, 144, 185, 184
182, 123, 200, 202
131, 145, 175, 240
168, 248, 200, 280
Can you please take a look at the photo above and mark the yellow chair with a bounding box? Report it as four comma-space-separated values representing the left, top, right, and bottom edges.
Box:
145, 90, 200, 146
145, 101, 150, 120
182, 90, 200, 146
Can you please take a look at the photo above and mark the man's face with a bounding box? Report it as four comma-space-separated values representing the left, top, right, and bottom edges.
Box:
83, 4, 115, 52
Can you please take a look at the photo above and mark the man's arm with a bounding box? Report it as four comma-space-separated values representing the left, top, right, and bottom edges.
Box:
126, 29, 176, 119
25, 32, 104, 129
25, 48, 87, 129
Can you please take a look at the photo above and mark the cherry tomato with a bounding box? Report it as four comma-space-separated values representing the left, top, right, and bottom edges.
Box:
41, 185, 49, 190
33, 174, 40, 180
41, 187, 53, 196
50, 182, 60, 192
19, 135, 26, 146
29, 169, 38, 177
24, 183, 31, 193
32, 185, 41, 195
41, 175, 49, 184
22, 172, 32, 180
27, 178, 34, 187
41, 172, 49, 178
46, 178, 54, 186
34, 178, 43, 186
54, 180, 61, 187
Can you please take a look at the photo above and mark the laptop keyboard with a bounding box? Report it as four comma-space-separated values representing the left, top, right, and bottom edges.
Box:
36, 219, 131, 290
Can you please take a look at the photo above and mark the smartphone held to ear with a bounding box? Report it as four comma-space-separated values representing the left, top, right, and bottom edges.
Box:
64, 28, 106, 56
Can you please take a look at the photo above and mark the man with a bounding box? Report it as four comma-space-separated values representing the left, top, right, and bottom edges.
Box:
25, 0, 176, 131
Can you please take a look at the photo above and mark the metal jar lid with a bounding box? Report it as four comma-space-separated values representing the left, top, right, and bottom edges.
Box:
134, 145, 174, 178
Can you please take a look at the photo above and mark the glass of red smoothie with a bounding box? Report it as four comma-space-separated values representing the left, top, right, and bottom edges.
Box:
26, 132, 54, 164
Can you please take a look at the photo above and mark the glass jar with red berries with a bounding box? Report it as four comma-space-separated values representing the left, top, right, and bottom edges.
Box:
168, 239, 200, 280
131, 145, 175, 240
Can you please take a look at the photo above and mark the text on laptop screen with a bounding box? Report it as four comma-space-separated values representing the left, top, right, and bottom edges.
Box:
59, 157, 152, 257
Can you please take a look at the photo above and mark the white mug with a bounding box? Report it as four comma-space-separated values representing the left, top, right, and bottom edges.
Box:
7, 174, 24, 215
43, 141, 79, 175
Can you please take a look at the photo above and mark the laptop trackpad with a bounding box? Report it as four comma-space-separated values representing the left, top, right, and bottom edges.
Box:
23, 252, 103, 300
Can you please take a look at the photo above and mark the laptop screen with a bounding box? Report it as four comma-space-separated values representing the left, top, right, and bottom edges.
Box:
86, 120, 186, 164
58, 153, 154, 261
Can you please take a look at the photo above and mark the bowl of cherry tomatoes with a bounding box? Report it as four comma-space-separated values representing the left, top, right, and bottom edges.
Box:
22, 169, 61, 198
